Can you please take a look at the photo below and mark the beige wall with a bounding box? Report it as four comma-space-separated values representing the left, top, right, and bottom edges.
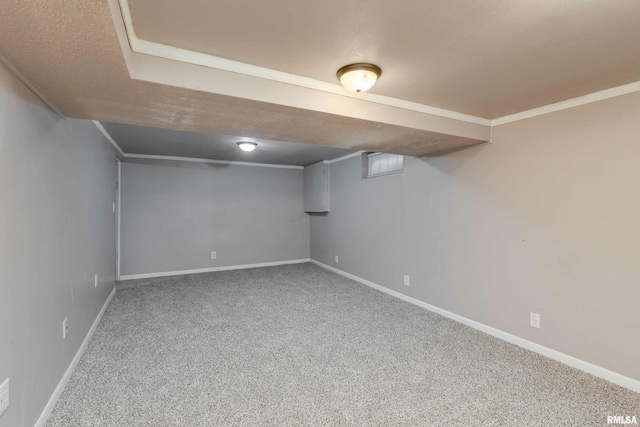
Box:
311, 91, 640, 381
0, 61, 118, 426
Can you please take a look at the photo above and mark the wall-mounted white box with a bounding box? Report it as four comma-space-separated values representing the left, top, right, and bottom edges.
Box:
303, 161, 329, 213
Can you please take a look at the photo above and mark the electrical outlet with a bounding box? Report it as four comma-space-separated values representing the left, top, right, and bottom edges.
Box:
334, 255, 339, 264
63, 318, 68, 340
211, 251, 216, 260
0, 378, 9, 417
404, 275, 410, 286
94, 273, 98, 288
112, 202, 116, 213
530, 312, 540, 329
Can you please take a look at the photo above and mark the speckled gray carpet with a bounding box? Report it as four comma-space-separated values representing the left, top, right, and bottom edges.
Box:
46, 263, 639, 426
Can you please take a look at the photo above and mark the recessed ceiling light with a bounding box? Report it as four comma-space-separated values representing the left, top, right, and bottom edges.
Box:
336, 63, 382, 93
237, 141, 257, 152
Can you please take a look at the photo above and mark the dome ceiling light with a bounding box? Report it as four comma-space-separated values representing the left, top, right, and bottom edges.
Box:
336, 63, 382, 93
237, 141, 257, 152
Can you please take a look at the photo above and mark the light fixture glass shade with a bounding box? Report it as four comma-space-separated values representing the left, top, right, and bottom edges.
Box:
237, 142, 257, 152
337, 63, 382, 93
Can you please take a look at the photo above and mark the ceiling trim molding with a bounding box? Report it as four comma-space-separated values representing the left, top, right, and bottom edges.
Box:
492, 80, 640, 126
124, 153, 305, 169
116, 0, 491, 127
93, 121, 126, 156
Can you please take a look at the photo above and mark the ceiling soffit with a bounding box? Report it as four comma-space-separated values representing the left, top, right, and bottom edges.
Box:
0, 0, 489, 157
123, 0, 640, 120
1, 0, 639, 158
119, 0, 489, 126
111, 0, 491, 145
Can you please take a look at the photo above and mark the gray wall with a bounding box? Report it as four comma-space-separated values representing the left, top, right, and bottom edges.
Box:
120, 159, 309, 276
311, 91, 640, 382
0, 63, 118, 426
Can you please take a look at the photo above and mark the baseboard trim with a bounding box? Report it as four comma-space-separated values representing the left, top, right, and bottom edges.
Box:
34, 286, 117, 427
310, 259, 640, 393
119, 259, 311, 281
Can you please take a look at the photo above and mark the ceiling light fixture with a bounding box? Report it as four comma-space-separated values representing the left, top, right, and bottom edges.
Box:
336, 63, 382, 93
237, 141, 257, 152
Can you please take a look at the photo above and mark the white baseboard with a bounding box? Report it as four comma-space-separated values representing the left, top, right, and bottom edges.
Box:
35, 286, 117, 427
310, 259, 640, 394
119, 258, 311, 281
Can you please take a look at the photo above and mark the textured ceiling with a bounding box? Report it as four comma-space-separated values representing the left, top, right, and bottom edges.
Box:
2, 0, 639, 161
129, 0, 640, 118
0, 0, 487, 158
102, 122, 357, 166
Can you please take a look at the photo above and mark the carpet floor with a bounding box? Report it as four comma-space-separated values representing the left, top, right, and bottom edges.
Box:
46, 263, 639, 426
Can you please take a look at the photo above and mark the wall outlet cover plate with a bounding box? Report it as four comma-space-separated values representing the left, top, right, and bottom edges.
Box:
530, 312, 541, 328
